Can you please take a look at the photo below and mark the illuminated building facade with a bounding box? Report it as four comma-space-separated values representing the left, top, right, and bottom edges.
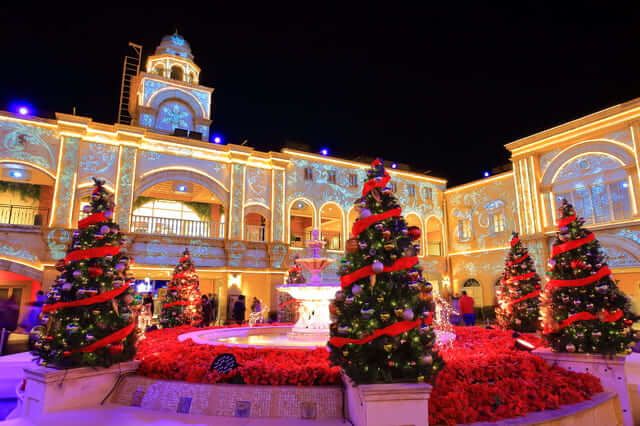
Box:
0, 33, 638, 322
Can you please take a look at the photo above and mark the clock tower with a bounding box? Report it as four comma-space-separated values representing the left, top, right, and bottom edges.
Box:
130, 32, 213, 141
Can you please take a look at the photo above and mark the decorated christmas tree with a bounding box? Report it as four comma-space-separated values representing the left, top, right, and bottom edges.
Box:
160, 249, 202, 327
328, 159, 442, 384
33, 178, 136, 367
541, 199, 636, 354
495, 232, 541, 332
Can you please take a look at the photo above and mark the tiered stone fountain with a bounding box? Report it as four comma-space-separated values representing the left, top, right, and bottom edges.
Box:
276, 230, 340, 337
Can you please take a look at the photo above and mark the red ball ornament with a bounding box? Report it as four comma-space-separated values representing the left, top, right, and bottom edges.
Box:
63, 350, 72, 357
407, 226, 421, 241
108, 344, 124, 355
88, 266, 104, 278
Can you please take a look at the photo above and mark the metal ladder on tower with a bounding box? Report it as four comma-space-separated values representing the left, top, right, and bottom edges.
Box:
117, 42, 143, 125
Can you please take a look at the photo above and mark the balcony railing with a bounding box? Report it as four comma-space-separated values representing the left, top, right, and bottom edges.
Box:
290, 231, 342, 250
245, 224, 266, 242
0, 205, 49, 227
130, 215, 224, 239
427, 241, 443, 256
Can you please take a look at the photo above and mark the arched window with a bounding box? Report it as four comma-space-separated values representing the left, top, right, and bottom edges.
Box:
245, 212, 267, 242
188, 72, 195, 83
319, 203, 343, 250
463, 278, 480, 287
552, 154, 632, 224
153, 64, 165, 77
404, 213, 423, 255
170, 65, 184, 81
156, 101, 194, 132
485, 200, 506, 235
289, 200, 313, 247
426, 217, 443, 256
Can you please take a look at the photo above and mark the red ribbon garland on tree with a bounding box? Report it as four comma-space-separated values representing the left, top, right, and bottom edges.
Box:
340, 256, 419, 288
361, 173, 391, 197
551, 233, 595, 257
351, 208, 402, 237
78, 212, 108, 229
508, 271, 537, 282
75, 321, 136, 353
64, 246, 121, 264
510, 253, 529, 264
510, 236, 520, 247
328, 319, 421, 348
42, 284, 130, 313
557, 214, 577, 227
163, 300, 189, 308
543, 309, 623, 334
546, 266, 612, 291
507, 290, 541, 307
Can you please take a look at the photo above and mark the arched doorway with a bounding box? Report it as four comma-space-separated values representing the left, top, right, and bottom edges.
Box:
0, 267, 43, 329
289, 199, 314, 247
426, 216, 443, 256
404, 213, 423, 255
0, 163, 55, 227
319, 203, 344, 250
244, 212, 267, 242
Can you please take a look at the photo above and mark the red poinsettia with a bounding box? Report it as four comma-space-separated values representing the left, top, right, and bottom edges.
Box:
135, 325, 603, 425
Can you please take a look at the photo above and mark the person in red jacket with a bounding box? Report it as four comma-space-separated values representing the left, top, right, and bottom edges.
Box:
459, 291, 476, 326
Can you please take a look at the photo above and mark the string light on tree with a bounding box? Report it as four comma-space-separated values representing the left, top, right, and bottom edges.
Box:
328, 158, 442, 384
32, 177, 137, 368
541, 199, 637, 354
160, 249, 202, 327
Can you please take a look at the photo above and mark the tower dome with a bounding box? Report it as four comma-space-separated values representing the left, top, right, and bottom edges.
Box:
155, 32, 194, 61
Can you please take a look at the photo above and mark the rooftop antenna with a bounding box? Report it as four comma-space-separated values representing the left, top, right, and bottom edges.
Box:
117, 42, 143, 125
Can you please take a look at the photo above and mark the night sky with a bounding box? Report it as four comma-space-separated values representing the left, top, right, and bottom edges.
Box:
2, 5, 640, 185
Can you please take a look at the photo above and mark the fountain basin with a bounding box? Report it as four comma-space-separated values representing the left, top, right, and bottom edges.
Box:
179, 325, 456, 350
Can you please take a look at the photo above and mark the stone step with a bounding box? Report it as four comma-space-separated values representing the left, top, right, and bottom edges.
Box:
110, 375, 344, 420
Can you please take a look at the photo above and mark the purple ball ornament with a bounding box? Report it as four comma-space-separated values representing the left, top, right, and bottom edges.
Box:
72, 270, 82, 279
115, 263, 126, 273
402, 308, 415, 321
82, 205, 92, 214
351, 284, 363, 296
104, 210, 113, 219
360, 208, 372, 219
99, 225, 111, 235
372, 260, 384, 274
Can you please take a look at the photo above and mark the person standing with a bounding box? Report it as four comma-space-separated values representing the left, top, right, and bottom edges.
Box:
450, 293, 462, 326
201, 294, 213, 327
0, 294, 20, 355
459, 291, 476, 326
210, 294, 218, 325
232, 295, 246, 324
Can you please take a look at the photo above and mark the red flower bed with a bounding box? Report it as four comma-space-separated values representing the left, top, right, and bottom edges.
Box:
135, 325, 603, 425
429, 327, 602, 425
136, 324, 341, 386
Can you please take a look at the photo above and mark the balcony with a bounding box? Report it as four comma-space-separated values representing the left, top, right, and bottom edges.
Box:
245, 224, 266, 242
130, 215, 224, 239
0, 204, 48, 227
427, 241, 443, 256
290, 231, 342, 250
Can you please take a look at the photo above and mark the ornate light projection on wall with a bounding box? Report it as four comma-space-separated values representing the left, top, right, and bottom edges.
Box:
0, 121, 59, 172
115, 146, 137, 230
78, 142, 118, 187
229, 164, 245, 239
50, 137, 80, 227
272, 169, 285, 242
156, 101, 194, 132
245, 167, 271, 206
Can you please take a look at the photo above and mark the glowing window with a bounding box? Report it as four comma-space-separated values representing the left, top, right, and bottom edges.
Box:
170, 65, 184, 81
457, 219, 471, 241
407, 184, 416, 198
304, 167, 313, 181
327, 170, 337, 184
348, 174, 358, 188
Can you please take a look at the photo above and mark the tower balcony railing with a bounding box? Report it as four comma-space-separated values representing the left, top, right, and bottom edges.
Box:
130, 215, 224, 239
0, 204, 49, 227
244, 224, 266, 242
